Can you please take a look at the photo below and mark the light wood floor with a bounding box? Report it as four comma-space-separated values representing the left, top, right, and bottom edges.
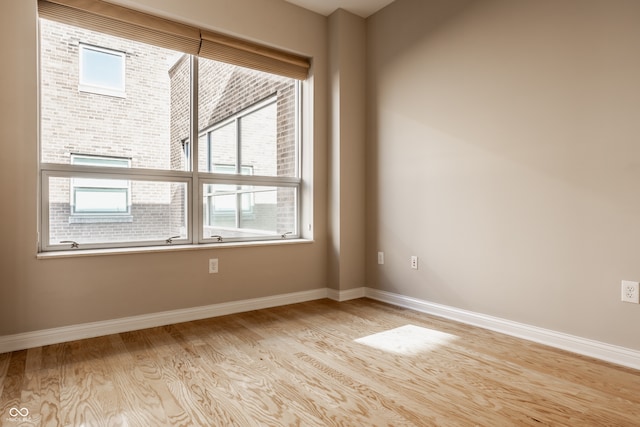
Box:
1, 298, 639, 426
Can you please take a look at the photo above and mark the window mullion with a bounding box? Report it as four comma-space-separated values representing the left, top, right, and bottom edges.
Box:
236, 116, 242, 174
191, 55, 200, 244
235, 116, 241, 228
40, 163, 193, 180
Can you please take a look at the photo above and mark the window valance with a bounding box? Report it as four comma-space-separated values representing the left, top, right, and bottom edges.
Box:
38, 0, 311, 79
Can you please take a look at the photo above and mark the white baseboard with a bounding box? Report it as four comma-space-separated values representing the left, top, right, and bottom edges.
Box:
327, 286, 366, 302
0, 288, 328, 354
3, 286, 639, 371
365, 288, 640, 371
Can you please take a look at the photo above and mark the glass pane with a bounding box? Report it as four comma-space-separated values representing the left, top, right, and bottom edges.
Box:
73, 176, 128, 189
202, 183, 296, 239
240, 102, 277, 176
48, 177, 187, 246
198, 57, 298, 177
209, 122, 236, 173
81, 46, 124, 90
74, 188, 128, 213
72, 155, 129, 168
40, 18, 189, 171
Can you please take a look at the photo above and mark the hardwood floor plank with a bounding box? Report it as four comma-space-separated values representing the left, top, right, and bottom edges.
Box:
19, 347, 44, 426
143, 326, 256, 426
57, 337, 122, 426
114, 329, 199, 426
177, 319, 308, 425
0, 350, 28, 423
1, 298, 639, 426
0, 352, 12, 404
38, 365, 62, 427
179, 323, 329, 426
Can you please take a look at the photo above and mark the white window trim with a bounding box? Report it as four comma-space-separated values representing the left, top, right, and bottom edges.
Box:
78, 43, 126, 98
41, 166, 193, 251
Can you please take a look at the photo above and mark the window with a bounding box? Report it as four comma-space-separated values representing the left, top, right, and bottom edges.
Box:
71, 155, 131, 215
79, 44, 126, 97
198, 96, 298, 240
38, 6, 306, 252
206, 165, 254, 214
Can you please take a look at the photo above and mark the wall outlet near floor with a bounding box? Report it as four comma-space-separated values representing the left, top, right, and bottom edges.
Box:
621, 280, 639, 304
209, 258, 219, 274
378, 252, 384, 265
410, 256, 418, 270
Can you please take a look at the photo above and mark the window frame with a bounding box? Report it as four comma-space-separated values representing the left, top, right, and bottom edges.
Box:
38, 24, 304, 252
195, 59, 302, 245
198, 175, 300, 244
40, 167, 193, 251
203, 96, 291, 176
78, 43, 126, 98
206, 165, 255, 215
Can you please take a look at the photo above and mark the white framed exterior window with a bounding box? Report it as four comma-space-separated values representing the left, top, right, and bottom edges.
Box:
78, 44, 126, 97
198, 94, 299, 242
206, 164, 254, 214
70, 155, 131, 215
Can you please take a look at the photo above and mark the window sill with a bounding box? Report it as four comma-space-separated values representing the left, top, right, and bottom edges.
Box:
78, 85, 126, 98
36, 238, 313, 259
69, 215, 133, 224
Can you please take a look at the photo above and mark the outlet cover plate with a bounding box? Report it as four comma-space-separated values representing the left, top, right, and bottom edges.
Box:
209, 258, 219, 274
621, 280, 639, 304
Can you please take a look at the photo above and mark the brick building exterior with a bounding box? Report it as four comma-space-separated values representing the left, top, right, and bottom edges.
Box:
40, 18, 297, 245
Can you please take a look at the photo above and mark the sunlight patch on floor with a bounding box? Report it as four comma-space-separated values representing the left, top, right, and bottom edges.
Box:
355, 324, 457, 355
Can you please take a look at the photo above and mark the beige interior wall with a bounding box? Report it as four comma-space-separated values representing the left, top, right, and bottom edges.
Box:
0, 0, 328, 335
327, 9, 366, 291
366, 0, 640, 350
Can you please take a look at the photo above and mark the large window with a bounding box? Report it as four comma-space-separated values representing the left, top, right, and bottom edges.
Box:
38, 5, 305, 252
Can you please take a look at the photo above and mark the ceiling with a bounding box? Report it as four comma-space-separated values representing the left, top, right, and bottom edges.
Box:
284, 0, 395, 18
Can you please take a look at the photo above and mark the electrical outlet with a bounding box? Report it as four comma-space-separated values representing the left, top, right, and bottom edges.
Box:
621, 280, 639, 304
411, 256, 418, 270
378, 252, 384, 265
209, 258, 218, 274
